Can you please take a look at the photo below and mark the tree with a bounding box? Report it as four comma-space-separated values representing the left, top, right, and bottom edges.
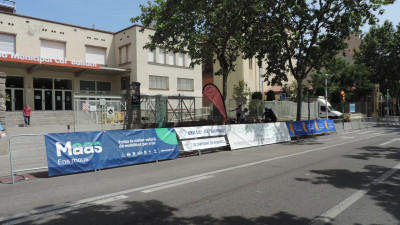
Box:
244, 0, 393, 121
266, 90, 276, 101
355, 20, 400, 100
132, 0, 262, 104
309, 58, 373, 102
232, 80, 251, 105
251, 92, 263, 100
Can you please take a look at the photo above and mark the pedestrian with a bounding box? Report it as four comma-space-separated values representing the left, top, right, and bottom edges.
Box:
231, 104, 243, 123
23, 104, 32, 127
263, 107, 277, 123
0, 120, 4, 139
5, 92, 11, 111
241, 108, 249, 123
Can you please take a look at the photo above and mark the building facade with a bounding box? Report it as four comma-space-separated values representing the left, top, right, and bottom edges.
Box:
213, 56, 296, 106
0, 10, 202, 112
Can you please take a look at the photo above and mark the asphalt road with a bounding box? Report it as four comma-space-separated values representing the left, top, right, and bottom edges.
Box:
0, 127, 399, 225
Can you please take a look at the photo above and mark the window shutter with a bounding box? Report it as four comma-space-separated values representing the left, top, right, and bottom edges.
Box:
0, 33, 15, 54
86, 46, 106, 65
40, 40, 65, 59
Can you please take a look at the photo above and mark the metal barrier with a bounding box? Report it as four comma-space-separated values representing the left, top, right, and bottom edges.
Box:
9, 134, 47, 184
331, 117, 400, 133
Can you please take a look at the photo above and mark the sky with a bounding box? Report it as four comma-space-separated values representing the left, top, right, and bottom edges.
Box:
13, 0, 400, 33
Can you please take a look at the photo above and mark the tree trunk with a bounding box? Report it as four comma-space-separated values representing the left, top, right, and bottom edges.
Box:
296, 78, 304, 121
222, 73, 228, 105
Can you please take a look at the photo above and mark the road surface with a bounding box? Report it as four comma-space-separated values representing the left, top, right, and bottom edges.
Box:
0, 127, 399, 225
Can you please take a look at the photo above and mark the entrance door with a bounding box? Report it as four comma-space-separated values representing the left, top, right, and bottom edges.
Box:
55, 90, 73, 110
55, 91, 63, 110
14, 89, 24, 110
34, 90, 43, 110
5, 88, 24, 111
65, 91, 72, 110
34, 90, 53, 110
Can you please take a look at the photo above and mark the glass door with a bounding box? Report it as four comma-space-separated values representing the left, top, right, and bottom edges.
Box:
34, 90, 43, 110
34, 90, 53, 110
65, 91, 72, 110
14, 89, 24, 110
5, 88, 24, 111
55, 90, 73, 110
44, 90, 53, 110
55, 91, 63, 110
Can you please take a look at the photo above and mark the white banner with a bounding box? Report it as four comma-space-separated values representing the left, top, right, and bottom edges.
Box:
175, 125, 227, 139
226, 123, 291, 150
181, 137, 227, 151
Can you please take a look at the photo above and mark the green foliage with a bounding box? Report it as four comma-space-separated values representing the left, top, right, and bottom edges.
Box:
132, 0, 263, 102
232, 80, 250, 105
354, 20, 400, 99
242, 0, 393, 120
330, 90, 342, 104
251, 92, 263, 100
308, 59, 373, 103
249, 99, 264, 118
266, 90, 275, 101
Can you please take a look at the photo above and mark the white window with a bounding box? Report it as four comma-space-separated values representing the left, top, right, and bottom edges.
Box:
148, 49, 155, 62
187, 55, 192, 67
86, 46, 106, 65
0, 33, 15, 54
40, 39, 65, 59
119, 44, 131, 64
168, 52, 175, 65
158, 48, 165, 64
149, 75, 169, 89
178, 78, 194, 91
178, 53, 184, 66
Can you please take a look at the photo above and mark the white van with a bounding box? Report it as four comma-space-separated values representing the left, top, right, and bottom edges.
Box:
318, 98, 343, 119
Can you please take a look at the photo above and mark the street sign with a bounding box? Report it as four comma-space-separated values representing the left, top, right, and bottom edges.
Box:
280, 93, 286, 100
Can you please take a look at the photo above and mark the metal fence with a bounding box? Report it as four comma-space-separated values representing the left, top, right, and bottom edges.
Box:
227, 99, 319, 120
74, 99, 126, 132
332, 116, 400, 133
73, 95, 213, 131
9, 134, 47, 184
331, 102, 374, 117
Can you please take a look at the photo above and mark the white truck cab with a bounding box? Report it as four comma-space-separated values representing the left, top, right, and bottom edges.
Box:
318, 98, 343, 119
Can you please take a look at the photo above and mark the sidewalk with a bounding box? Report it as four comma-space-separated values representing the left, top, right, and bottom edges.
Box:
0, 155, 10, 177
0, 124, 74, 177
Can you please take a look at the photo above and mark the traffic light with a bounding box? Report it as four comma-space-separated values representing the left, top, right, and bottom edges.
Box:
340, 91, 346, 102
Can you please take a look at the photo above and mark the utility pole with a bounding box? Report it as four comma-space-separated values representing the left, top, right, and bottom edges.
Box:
325, 74, 328, 120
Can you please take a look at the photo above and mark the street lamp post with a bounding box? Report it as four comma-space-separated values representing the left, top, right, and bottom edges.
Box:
325, 74, 328, 120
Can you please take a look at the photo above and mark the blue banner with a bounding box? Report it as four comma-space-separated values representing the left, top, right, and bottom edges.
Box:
45, 128, 180, 176
286, 120, 336, 137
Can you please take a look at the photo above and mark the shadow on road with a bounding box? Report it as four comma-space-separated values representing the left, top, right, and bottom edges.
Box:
296, 163, 400, 222
14, 200, 312, 225
344, 146, 400, 162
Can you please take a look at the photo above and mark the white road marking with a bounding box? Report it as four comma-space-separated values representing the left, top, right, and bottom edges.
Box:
379, 138, 400, 146
0, 133, 388, 225
142, 175, 214, 193
340, 136, 355, 139
92, 195, 128, 205
357, 131, 375, 135
311, 162, 400, 225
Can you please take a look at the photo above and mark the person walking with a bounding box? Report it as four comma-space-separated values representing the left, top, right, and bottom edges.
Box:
23, 104, 32, 126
